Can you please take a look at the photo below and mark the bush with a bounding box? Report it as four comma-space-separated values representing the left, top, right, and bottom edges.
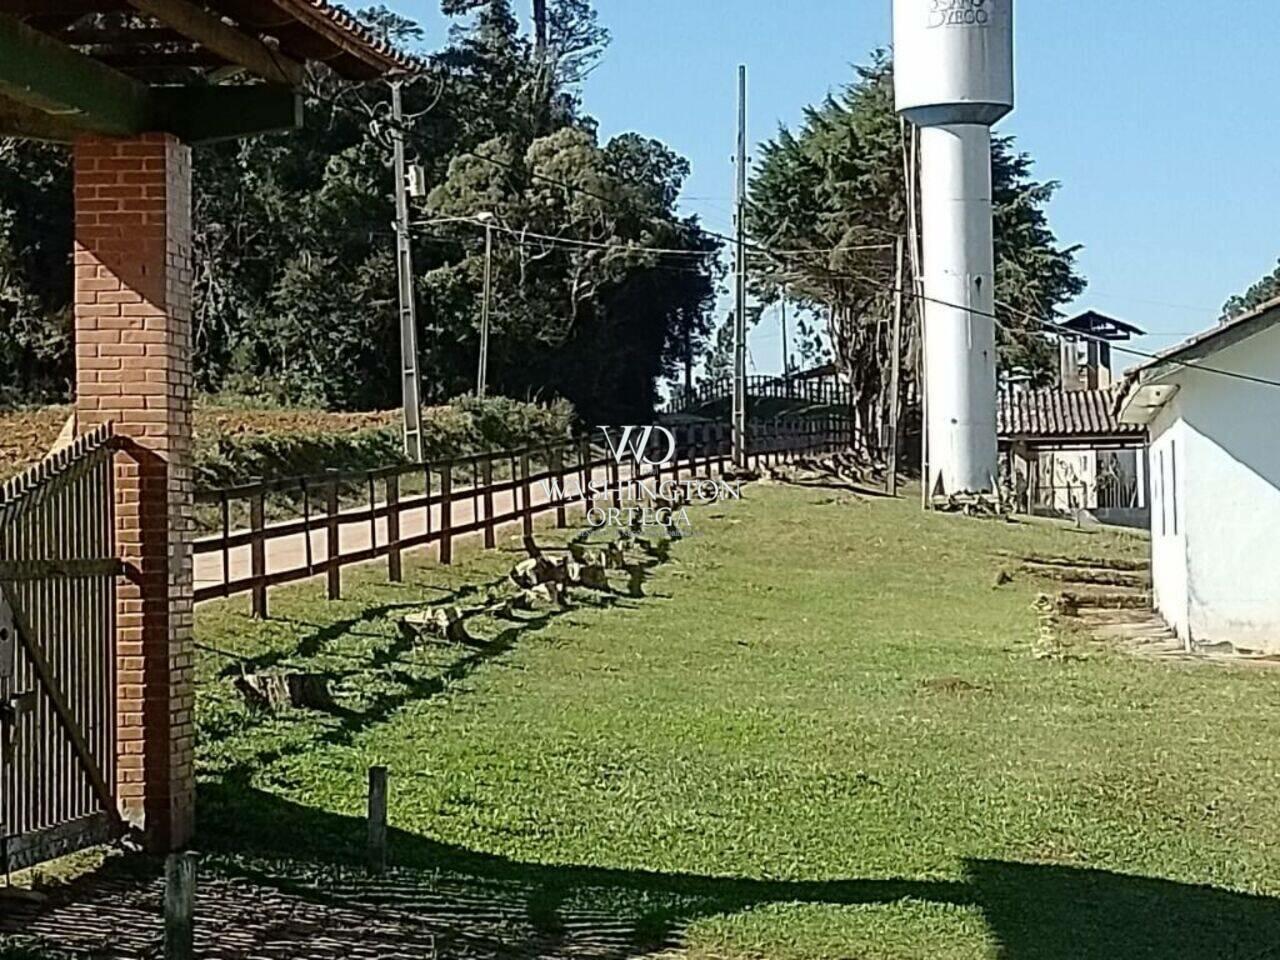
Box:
193, 396, 575, 491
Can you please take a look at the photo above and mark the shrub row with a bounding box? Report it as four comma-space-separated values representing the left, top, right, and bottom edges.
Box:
193, 396, 575, 492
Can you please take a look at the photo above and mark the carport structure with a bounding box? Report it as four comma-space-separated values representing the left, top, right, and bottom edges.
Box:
0, 0, 414, 852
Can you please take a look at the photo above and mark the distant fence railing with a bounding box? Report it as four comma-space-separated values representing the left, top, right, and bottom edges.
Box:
1025, 476, 1142, 514
193, 416, 855, 616
663, 376, 852, 415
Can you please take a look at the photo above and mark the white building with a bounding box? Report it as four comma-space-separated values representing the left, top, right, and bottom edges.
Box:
1118, 298, 1280, 652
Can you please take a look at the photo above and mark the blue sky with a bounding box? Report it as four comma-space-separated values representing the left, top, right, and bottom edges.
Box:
385, 0, 1280, 376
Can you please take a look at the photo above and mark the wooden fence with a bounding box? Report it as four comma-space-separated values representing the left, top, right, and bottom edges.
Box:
662, 375, 852, 415
193, 417, 853, 617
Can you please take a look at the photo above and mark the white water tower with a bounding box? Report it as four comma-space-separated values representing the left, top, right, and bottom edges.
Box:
894, 0, 1014, 498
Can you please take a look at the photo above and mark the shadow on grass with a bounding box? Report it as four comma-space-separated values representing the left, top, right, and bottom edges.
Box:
785, 476, 893, 499
187, 782, 1280, 959
203, 534, 663, 782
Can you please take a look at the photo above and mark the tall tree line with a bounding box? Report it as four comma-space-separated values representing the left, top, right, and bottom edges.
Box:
0, 1, 721, 422
747, 56, 1086, 442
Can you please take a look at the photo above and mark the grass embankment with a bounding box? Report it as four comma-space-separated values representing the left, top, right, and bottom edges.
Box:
191, 483, 1280, 959
0, 396, 572, 489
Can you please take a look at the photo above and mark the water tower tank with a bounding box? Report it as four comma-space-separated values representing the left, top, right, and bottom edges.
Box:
892, 0, 1016, 500
893, 0, 1014, 127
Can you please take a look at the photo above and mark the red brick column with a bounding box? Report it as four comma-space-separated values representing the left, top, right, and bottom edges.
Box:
73, 133, 195, 850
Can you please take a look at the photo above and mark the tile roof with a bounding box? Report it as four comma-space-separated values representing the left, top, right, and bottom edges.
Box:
271, 0, 425, 77
1123, 294, 1280, 385
998, 386, 1145, 441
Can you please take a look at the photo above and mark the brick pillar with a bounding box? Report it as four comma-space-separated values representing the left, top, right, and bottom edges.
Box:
73, 133, 195, 850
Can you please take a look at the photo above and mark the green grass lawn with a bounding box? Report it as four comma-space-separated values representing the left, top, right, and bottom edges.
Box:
194, 480, 1280, 959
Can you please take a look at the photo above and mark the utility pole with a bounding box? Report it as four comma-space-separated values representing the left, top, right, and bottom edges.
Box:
391, 81, 424, 461
780, 293, 789, 377
886, 236, 906, 497
732, 64, 748, 470
476, 216, 494, 399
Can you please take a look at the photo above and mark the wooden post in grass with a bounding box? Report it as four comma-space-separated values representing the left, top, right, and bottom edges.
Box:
521, 452, 534, 538
326, 470, 341, 600
164, 852, 196, 960
609, 452, 621, 510
551, 446, 567, 528
367, 766, 388, 876
439, 464, 453, 565
481, 457, 496, 549
386, 473, 402, 583
249, 487, 267, 619
579, 436, 592, 517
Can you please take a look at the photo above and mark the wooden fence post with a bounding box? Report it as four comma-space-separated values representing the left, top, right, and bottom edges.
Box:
386, 473, 402, 583
579, 436, 592, 517
551, 446, 567, 528
521, 451, 534, 538
362, 475, 374, 557
481, 457, 496, 549
609, 451, 622, 509
300, 477, 314, 574
367, 766, 388, 876
326, 470, 341, 601
470, 456, 481, 535
249, 487, 267, 619
164, 852, 196, 960
219, 492, 230, 591
439, 463, 453, 565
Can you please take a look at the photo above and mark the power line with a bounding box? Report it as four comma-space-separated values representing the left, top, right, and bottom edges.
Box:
880, 278, 1280, 391
413, 211, 893, 260
319, 87, 1280, 392
459, 148, 896, 259
412, 231, 723, 276
413, 218, 719, 258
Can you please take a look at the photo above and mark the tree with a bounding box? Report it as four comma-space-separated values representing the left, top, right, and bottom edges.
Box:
748, 55, 1085, 444
0, 141, 72, 404
702, 312, 735, 385
424, 127, 721, 421
1223, 261, 1280, 320
0, 0, 720, 420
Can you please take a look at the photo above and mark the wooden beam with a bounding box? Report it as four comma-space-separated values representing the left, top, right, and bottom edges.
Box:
152, 84, 302, 142
0, 0, 118, 16
123, 0, 305, 86
0, 92, 85, 141
94, 48, 227, 70
0, 78, 300, 143
61, 25, 187, 45
0, 13, 151, 135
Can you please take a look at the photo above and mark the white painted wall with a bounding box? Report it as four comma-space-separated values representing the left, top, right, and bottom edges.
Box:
1146, 326, 1280, 651
1148, 399, 1189, 640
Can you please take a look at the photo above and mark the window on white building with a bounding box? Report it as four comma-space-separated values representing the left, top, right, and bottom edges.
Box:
1159, 449, 1167, 537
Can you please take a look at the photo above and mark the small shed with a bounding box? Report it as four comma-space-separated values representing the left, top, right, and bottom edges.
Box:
1058, 310, 1144, 391
1118, 296, 1280, 651
998, 385, 1147, 525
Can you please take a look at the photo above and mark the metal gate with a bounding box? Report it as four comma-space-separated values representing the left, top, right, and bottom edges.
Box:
0, 424, 123, 873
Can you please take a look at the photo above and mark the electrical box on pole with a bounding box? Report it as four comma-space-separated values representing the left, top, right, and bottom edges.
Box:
407, 164, 427, 198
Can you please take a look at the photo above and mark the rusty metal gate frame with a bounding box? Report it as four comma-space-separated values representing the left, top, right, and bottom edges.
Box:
0, 424, 124, 873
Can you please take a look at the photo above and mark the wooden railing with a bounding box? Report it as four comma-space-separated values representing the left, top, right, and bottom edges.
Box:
193, 417, 854, 616
662, 376, 853, 415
